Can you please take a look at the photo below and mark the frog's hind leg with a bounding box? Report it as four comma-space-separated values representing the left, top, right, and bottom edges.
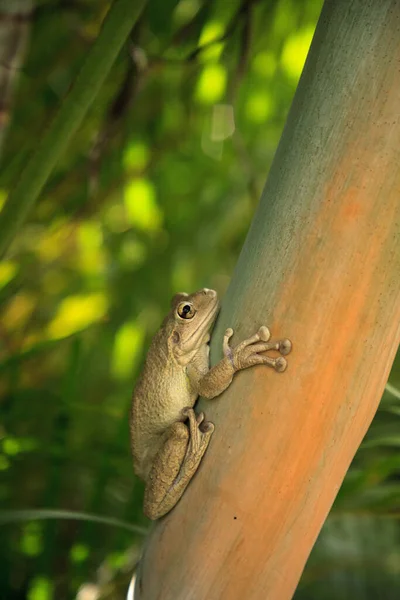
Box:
144, 410, 214, 520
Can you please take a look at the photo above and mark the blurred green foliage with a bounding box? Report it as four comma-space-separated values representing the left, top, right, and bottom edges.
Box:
0, 0, 398, 598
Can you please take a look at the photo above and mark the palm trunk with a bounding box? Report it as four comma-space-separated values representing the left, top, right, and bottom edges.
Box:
135, 0, 400, 598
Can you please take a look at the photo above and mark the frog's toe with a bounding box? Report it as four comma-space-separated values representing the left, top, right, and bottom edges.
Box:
196, 412, 205, 425
181, 407, 191, 418
258, 326, 271, 342
275, 357, 288, 372
279, 339, 292, 355
200, 420, 215, 435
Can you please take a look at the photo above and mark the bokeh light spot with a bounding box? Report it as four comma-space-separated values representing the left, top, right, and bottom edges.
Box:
123, 142, 150, 171
0, 261, 18, 288
196, 64, 227, 105
281, 26, 315, 80
27, 576, 52, 600
112, 321, 145, 380
245, 92, 273, 123
124, 179, 162, 231
47, 294, 108, 340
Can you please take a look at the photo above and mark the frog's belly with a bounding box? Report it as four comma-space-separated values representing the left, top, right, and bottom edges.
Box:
131, 366, 198, 477
157, 370, 197, 427
135, 368, 197, 440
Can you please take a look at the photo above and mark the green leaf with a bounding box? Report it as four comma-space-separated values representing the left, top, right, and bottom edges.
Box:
0, 0, 147, 259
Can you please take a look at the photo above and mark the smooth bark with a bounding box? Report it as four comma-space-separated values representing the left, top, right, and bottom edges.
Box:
136, 1, 400, 598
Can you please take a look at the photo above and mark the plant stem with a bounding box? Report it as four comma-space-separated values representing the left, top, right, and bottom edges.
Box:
0, 0, 146, 259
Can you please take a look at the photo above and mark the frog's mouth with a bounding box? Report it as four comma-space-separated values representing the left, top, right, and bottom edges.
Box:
204, 303, 220, 345
205, 300, 220, 330
208, 302, 220, 331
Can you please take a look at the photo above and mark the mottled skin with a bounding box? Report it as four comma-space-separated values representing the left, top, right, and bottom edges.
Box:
130, 288, 292, 520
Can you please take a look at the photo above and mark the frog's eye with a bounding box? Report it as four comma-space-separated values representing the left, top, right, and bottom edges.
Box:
177, 302, 196, 319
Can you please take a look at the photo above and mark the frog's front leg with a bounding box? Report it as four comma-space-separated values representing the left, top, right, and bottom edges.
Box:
144, 409, 214, 520
224, 326, 291, 373
192, 326, 292, 399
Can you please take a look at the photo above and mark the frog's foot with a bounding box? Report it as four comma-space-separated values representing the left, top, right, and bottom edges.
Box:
194, 411, 214, 432
223, 326, 292, 373
183, 408, 214, 462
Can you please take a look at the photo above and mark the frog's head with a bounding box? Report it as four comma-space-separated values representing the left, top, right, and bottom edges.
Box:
167, 288, 220, 365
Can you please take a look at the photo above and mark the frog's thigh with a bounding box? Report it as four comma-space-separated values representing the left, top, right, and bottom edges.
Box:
144, 422, 189, 516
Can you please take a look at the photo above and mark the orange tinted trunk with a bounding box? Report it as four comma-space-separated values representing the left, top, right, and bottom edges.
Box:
136, 1, 400, 598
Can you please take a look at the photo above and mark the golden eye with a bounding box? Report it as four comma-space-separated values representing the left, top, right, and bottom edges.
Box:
177, 302, 196, 319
